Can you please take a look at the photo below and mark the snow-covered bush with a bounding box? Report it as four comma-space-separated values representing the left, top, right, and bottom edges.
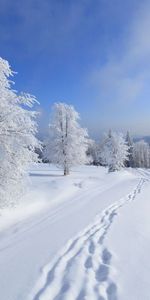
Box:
133, 140, 150, 168
0, 57, 40, 207
101, 131, 129, 172
44, 102, 89, 175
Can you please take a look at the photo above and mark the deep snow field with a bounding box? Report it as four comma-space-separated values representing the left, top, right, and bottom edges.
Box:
0, 164, 150, 300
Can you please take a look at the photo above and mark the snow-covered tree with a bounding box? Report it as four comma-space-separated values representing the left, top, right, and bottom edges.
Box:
108, 129, 112, 138
97, 132, 113, 167
87, 140, 101, 165
0, 57, 40, 207
44, 102, 89, 175
125, 131, 134, 167
101, 131, 129, 172
133, 140, 150, 168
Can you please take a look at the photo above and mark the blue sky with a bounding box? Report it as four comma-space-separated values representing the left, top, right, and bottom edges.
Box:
1, 0, 150, 138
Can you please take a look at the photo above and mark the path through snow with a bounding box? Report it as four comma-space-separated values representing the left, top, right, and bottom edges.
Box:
30, 177, 146, 300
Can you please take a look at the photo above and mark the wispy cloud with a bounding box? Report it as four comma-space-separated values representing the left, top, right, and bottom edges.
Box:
0, 0, 93, 57
89, 0, 150, 104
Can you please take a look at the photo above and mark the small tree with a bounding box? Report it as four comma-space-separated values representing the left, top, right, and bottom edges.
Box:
0, 57, 40, 207
101, 131, 129, 172
45, 102, 89, 175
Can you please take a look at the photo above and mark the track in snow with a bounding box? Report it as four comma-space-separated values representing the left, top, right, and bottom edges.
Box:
30, 178, 146, 300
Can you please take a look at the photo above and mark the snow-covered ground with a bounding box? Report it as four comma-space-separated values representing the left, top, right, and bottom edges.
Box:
0, 164, 150, 300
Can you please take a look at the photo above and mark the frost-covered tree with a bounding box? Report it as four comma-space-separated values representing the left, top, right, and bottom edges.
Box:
44, 102, 89, 175
108, 129, 112, 138
125, 131, 134, 167
101, 131, 129, 172
133, 140, 150, 168
0, 57, 40, 207
87, 140, 101, 165
97, 132, 113, 167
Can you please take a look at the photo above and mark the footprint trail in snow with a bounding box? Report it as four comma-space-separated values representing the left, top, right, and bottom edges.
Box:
30, 178, 146, 300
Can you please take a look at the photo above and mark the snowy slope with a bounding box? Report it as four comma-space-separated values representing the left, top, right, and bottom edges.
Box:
0, 164, 149, 300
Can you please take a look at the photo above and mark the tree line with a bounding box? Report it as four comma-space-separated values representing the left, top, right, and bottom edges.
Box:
43, 104, 150, 174
87, 131, 150, 171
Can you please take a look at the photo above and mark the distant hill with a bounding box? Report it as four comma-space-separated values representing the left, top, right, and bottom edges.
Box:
134, 136, 150, 144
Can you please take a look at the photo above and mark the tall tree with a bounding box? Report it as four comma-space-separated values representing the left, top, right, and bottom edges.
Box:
101, 131, 129, 172
133, 140, 150, 168
108, 129, 112, 138
87, 140, 100, 166
0, 57, 40, 207
125, 131, 134, 167
44, 102, 89, 175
